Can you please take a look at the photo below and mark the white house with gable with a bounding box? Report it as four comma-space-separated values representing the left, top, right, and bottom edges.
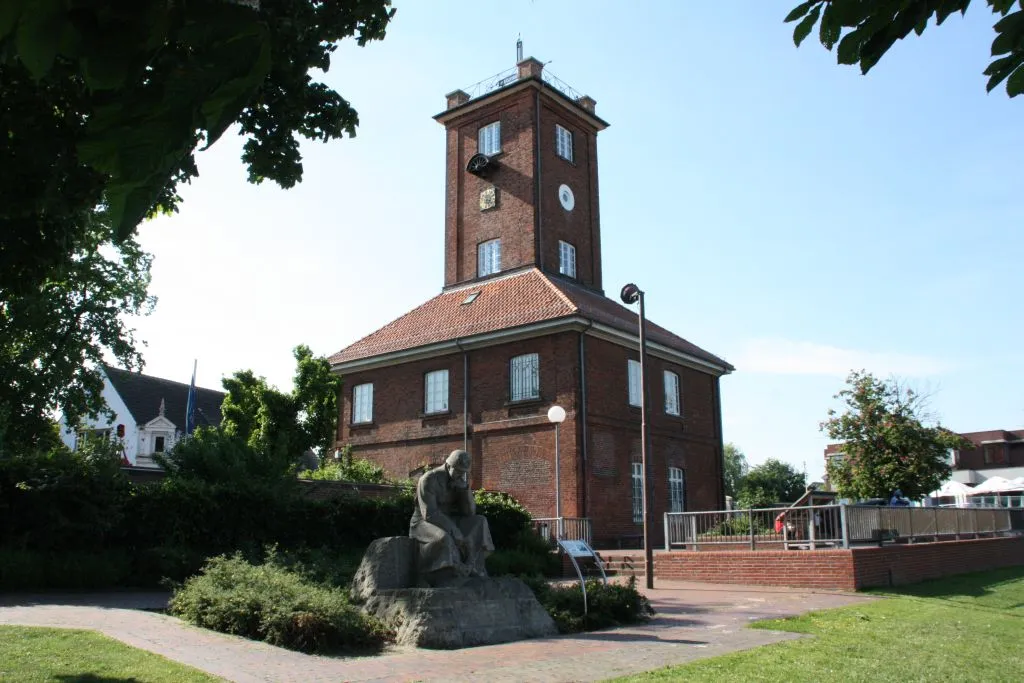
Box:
60, 365, 225, 468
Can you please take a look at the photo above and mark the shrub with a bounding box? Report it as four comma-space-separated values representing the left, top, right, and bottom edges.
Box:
527, 576, 655, 633
486, 529, 560, 577
299, 459, 386, 484
474, 490, 532, 548
0, 549, 133, 590
168, 553, 392, 653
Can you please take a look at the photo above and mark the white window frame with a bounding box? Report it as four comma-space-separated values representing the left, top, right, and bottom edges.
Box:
664, 370, 680, 416
509, 353, 540, 402
478, 238, 501, 277
631, 462, 643, 524
478, 121, 501, 156
669, 466, 685, 513
424, 369, 449, 414
627, 359, 641, 407
555, 124, 573, 162
352, 383, 374, 424
559, 240, 576, 278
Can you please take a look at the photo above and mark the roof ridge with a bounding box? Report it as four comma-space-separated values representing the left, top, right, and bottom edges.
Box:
536, 270, 580, 312
102, 364, 224, 396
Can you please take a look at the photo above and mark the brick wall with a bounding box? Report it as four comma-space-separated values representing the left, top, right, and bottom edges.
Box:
654, 537, 1024, 591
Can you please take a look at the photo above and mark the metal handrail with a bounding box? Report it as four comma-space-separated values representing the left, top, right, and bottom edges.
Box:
532, 517, 592, 545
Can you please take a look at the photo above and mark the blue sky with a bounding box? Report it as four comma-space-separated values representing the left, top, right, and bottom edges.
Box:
130, 2, 1022, 481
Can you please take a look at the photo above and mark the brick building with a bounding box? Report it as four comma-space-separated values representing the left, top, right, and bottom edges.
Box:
329, 57, 732, 547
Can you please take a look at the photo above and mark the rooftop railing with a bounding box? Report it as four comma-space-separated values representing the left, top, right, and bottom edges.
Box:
459, 67, 586, 105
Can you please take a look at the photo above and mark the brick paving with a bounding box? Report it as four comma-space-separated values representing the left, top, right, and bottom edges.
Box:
0, 581, 874, 682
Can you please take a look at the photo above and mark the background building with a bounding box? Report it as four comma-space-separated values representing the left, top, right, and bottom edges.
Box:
60, 365, 224, 468
330, 57, 732, 547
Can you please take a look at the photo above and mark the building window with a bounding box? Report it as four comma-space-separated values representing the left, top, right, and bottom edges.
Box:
669, 467, 685, 513
984, 445, 994, 464
479, 121, 501, 156
627, 359, 641, 407
154, 436, 165, 453
510, 353, 540, 401
559, 240, 576, 278
555, 124, 573, 162
352, 383, 373, 424
632, 461, 643, 524
478, 238, 501, 277
664, 371, 680, 416
424, 369, 449, 414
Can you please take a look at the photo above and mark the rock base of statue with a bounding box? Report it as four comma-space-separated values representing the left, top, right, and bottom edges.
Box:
351, 536, 557, 649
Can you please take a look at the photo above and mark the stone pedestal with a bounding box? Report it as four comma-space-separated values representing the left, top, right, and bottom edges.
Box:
351, 536, 557, 649
362, 576, 557, 649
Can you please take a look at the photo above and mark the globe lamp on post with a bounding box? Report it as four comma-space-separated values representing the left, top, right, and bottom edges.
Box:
547, 404, 566, 539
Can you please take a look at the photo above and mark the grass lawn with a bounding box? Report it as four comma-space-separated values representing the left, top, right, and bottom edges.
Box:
0, 626, 223, 682
612, 567, 1024, 683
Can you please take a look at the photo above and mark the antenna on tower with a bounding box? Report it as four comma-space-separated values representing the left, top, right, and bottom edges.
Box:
516, 35, 523, 63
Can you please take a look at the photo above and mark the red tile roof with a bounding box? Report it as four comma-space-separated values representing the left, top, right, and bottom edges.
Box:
330, 268, 731, 371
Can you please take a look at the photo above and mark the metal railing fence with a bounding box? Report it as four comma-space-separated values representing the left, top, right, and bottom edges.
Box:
665, 504, 1015, 550
532, 517, 592, 547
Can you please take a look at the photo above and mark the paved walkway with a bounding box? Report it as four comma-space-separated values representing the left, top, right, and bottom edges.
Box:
0, 582, 874, 682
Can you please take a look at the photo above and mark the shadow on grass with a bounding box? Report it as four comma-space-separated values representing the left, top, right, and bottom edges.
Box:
873, 566, 1024, 599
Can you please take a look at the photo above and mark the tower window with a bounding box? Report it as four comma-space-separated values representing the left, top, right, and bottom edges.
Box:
555, 124, 573, 162
352, 383, 374, 424
559, 241, 576, 278
664, 370, 680, 416
631, 462, 643, 523
424, 369, 449, 414
509, 353, 540, 401
478, 239, 501, 277
478, 121, 501, 156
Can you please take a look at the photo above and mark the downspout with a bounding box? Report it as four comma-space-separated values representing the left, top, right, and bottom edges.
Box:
578, 320, 593, 520
534, 88, 543, 271
455, 339, 469, 451
712, 375, 726, 509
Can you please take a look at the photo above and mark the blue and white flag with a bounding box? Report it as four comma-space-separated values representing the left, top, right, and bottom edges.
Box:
185, 360, 198, 435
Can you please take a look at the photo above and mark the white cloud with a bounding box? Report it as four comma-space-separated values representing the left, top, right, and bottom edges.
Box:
733, 338, 950, 378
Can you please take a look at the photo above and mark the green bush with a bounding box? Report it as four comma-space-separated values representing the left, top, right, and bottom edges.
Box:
168, 553, 393, 654
486, 530, 560, 577
298, 459, 387, 484
0, 549, 133, 590
526, 576, 655, 633
474, 489, 532, 548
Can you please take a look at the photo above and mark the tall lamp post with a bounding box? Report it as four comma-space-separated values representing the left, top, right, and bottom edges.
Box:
547, 405, 566, 539
620, 283, 654, 590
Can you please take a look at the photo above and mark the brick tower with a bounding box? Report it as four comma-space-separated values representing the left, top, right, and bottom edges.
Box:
330, 57, 733, 547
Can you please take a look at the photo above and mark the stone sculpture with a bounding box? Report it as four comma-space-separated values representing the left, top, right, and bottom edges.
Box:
409, 449, 494, 584
349, 448, 556, 648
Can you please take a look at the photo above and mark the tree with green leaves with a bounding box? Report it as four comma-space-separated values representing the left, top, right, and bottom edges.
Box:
737, 459, 807, 509
217, 344, 342, 471
785, 1, 1024, 98
723, 443, 749, 499
821, 370, 970, 500
0, 214, 153, 454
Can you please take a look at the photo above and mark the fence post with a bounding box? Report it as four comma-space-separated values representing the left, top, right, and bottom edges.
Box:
954, 508, 961, 540
748, 508, 755, 550
840, 503, 849, 549
933, 507, 940, 540
809, 507, 817, 550
664, 513, 670, 551
688, 515, 698, 551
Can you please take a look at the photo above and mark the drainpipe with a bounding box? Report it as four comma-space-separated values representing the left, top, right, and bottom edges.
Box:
455, 339, 469, 451
578, 320, 593, 520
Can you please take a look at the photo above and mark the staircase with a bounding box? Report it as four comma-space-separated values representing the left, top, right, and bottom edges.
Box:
593, 550, 645, 578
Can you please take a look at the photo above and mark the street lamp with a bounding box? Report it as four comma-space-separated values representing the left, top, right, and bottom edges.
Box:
620, 283, 654, 590
547, 405, 566, 539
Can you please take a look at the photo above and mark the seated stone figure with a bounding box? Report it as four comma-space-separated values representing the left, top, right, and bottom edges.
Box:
409, 449, 494, 584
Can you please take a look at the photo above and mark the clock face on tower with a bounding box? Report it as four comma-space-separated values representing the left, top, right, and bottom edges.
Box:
558, 184, 575, 212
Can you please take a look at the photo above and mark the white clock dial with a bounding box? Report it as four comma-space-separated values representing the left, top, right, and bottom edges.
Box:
558, 184, 575, 212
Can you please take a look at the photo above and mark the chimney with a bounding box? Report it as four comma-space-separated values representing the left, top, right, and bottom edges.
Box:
445, 89, 470, 110
517, 57, 544, 81
576, 95, 597, 114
